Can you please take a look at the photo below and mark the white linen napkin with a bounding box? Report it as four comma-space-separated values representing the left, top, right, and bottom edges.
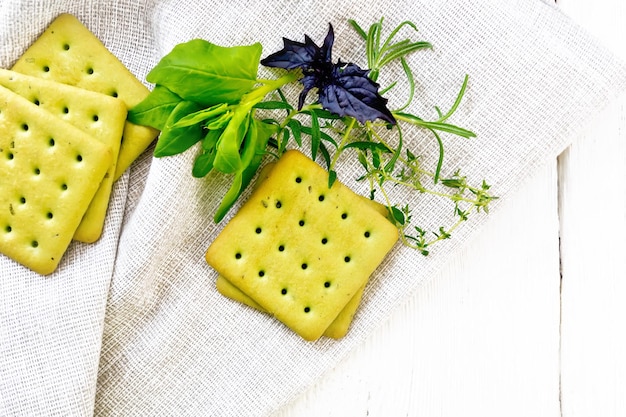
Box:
1, 0, 625, 416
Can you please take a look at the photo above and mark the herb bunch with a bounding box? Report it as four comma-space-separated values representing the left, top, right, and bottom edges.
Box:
129, 18, 496, 255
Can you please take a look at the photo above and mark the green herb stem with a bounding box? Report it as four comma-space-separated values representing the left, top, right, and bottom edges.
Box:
245, 72, 300, 108
370, 167, 482, 205
273, 103, 323, 152
329, 117, 357, 172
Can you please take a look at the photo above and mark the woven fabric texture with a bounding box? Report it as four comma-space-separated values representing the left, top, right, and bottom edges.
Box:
1, 0, 625, 416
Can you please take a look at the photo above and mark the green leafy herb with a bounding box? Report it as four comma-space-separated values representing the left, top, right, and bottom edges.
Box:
129, 17, 496, 254
146, 40, 263, 106
153, 100, 203, 157
127, 85, 183, 130
130, 39, 296, 221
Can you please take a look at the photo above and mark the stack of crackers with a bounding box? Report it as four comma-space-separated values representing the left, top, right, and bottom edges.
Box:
206, 150, 398, 341
0, 14, 158, 275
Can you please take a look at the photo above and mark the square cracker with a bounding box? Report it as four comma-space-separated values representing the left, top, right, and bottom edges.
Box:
0, 85, 113, 275
0, 69, 127, 243
205, 150, 398, 341
11, 13, 158, 180
214, 162, 393, 339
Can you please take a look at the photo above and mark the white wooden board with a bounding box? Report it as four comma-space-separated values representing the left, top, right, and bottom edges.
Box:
273, 0, 626, 416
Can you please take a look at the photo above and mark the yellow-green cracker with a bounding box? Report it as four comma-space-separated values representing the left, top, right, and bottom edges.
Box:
0, 69, 126, 242
215, 275, 367, 339
12, 13, 158, 180
206, 150, 398, 341
0, 85, 113, 275
214, 161, 393, 339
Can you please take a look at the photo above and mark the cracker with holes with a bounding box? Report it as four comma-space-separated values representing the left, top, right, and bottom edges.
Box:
205, 150, 398, 341
0, 85, 113, 275
215, 275, 367, 339
0, 69, 126, 243
12, 13, 158, 180
214, 162, 392, 339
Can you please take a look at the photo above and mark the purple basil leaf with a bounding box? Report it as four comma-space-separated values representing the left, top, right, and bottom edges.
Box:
260, 35, 320, 70
261, 24, 334, 71
320, 23, 334, 63
298, 73, 318, 109
319, 63, 396, 124
263, 24, 395, 124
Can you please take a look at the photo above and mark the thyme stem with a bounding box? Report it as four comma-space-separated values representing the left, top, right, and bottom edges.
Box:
330, 117, 357, 172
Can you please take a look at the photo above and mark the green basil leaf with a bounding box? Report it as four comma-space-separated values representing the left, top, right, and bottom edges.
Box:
174, 103, 229, 128
154, 100, 204, 157
202, 128, 223, 151
127, 85, 182, 130
239, 116, 259, 170
192, 129, 224, 177
147, 39, 262, 106
240, 119, 275, 186
212, 109, 250, 173
214, 118, 276, 222
214, 172, 243, 223
206, 112, 233, 130
192, 149, 216, 178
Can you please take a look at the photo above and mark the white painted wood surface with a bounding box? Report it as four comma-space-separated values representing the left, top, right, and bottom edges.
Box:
273, 1, 626, 416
